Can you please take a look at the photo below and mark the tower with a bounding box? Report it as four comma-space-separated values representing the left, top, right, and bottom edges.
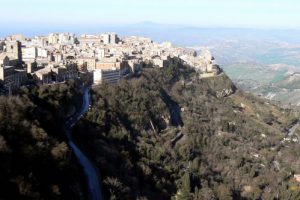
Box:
5, 41, 22, 64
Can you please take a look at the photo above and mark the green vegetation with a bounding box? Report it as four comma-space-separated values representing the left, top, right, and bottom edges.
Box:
72, 58, 300, 199
0, 58, 300, 200
223, 64, 287, 85
0, 80, 86, 200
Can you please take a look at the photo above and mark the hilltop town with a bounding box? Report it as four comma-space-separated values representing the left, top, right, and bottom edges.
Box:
0, 33, 220, 93
1, 32, 300, 200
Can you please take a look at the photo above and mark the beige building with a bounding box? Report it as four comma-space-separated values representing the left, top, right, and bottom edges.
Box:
6, 34, 26, 42
26, 60, 38, 73
51, 52, 63, 63
5, 41, 22, 64
33, 64, 78, 84
194, 50, 220, 77
95, 57, 125, 71
48, 33, 59, 44
77, 57, 96, 71
127, 58, 143, 72
0, 54, 10, 67
34, 67, 52, 84
93, 57, 129, 85
79, 34, 102, 44
0, 63, 27, 87
152, 56, 169, 68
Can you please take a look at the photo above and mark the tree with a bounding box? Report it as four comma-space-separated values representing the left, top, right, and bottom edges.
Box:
217, 184, 232, 200
175, 172, 191, 200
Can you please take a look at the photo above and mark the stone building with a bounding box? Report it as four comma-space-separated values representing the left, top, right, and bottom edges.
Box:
4, 41, 22, 64
77, 57, 96, 71
0, 56, 27, 87
0, 54, 10, 67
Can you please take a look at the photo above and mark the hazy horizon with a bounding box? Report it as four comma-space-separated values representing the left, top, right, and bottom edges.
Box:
2, 21, 300, 36
1, 0, 300, 37
2, 21, 300, 46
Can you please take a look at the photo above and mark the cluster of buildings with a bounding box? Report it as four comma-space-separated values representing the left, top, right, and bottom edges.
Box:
0, 32, 220, 91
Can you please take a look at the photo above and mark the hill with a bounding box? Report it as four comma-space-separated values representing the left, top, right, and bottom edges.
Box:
0, 80, 87, 200
72, 58, 300, 200
0, 58, 299, 199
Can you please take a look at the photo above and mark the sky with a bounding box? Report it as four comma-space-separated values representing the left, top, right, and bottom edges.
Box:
1, 0, 300, 35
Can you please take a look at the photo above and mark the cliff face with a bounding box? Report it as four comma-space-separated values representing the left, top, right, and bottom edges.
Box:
198, 73, 236, 98
73, 58, 300, 200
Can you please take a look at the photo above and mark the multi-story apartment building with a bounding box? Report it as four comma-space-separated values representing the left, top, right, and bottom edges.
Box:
93, 69, 121, 84
93, 57, 130, 84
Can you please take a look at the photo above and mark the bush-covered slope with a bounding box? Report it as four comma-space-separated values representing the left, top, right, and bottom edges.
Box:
1, 58, 298, 200
0, 80, 86, 200
73, 58, 300, 200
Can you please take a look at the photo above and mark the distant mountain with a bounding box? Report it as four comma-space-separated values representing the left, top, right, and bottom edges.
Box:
94, 22, 300, 46
2, 22, 300, 46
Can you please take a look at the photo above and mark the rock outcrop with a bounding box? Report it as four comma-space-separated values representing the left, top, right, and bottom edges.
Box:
199, 73, 237, 98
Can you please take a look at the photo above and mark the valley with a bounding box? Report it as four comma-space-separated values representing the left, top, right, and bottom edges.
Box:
205, 41, 300, 106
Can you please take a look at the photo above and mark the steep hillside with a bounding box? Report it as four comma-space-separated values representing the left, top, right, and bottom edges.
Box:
73, 58, 300, 200
0, 80, 86, 200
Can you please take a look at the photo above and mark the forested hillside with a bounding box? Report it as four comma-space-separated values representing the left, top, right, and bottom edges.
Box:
0, 80, 86, 200
0, 58, 300, 200
73, 58, 300, 200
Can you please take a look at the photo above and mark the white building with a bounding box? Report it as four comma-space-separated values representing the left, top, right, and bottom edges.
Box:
101, 33, 119, 44
93, 69, 121, 84
58, 33, 75, 45
31, 36, 48, 47
37, 48, 48, 58
152, 57, 169, 68
96, 48, 105, 59
48, 33, 59, 44
22, 47, 37, 61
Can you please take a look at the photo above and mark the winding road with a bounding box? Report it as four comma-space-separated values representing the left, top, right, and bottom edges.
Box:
65, 87, 103, 200
160, 89, 184, 127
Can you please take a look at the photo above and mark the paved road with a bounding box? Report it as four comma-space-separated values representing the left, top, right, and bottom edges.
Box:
160, 89, 183, 127
65, 88, 103, 200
